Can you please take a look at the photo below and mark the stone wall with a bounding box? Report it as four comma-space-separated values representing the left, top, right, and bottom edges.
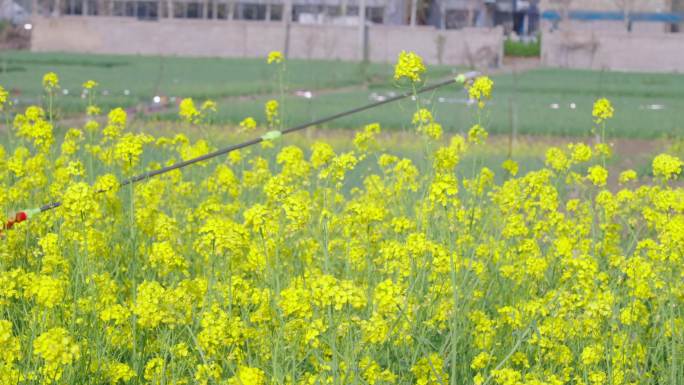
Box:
541, 29, 684, 72
30, 16, 504, 67
367, 25, 502, 66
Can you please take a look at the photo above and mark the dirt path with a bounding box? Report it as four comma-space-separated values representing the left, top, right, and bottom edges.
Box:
496, 57, 542, 75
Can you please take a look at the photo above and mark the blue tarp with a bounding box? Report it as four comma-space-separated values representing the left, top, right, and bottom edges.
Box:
541, 10, 683, 23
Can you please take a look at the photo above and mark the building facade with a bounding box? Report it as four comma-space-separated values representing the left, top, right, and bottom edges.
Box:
23, 0, 525, 30
4, 0, 681, 34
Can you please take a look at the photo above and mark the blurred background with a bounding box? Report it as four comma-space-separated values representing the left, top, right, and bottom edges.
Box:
0, 0, 683, 170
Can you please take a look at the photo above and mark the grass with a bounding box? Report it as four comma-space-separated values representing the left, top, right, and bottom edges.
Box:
0, 50, 453, 113
152, 68, 684, 139
291, 69, 681, 139
1, 51, 684, 139
503, 38, 541, 57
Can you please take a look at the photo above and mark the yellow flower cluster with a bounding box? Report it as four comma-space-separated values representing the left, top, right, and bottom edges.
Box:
393, 50, 426, 83
42, 72, 60, 91
411, 353, 448, 385
179, 98, 216, 125
82, 79, 98, 89
33, 328, 80, 382
179, 98, 199, 122
25, 273, 65, 308
468, 123, 488, 144
652, 153, 682, 181
228, 366, 265, 385
103, 107, 127, 140
0, 320, 21, 382
265, 99, 280, 128
267, 50, 284, 64
0, 85, 8, 111
618, 169, 637, 184
113, 133, 154, 171
592, 97, 614, 124
61, 182, 101, 227
0, 62, 682, 385
468, 76, 494, 108
412, 108, 442, 140
106, 362, 136, 383
13, 106, 54, 153
239, 116, 258, 132
353, 122, 381, 155
149, 241, 189, 276
587, 164, 608, 187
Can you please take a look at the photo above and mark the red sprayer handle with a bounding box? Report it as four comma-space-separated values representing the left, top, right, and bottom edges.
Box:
0, 208, 40, 236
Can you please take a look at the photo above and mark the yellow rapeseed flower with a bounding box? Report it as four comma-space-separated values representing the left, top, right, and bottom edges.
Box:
103, 107, 127, 140
239, 116, 257, 132
179, 98, 200, 123
0, 85, 8, 111
393, 51, 426, 83
411, 353, 448, 385
42, 72, 60, 92
82, 80, 98, 89
1, 70, 683, 385
33, 328, 80, 382
592, 98, 614, 124
502, 159, 519, 176
0, 320, 21, 363
468, 124, 488, 144
267, 50, 284, 64
468, 76, 494, 108
587, 165, 608, 187
652, 153, 682, 181
265, 99, 280, 127
228, 366, 266, 385
619, 169, 638, 184
105, 362, 135, 384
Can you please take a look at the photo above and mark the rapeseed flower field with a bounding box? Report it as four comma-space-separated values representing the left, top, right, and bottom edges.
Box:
0, 51, 682, 385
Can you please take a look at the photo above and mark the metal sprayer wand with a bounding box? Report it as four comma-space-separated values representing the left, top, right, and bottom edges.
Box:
3, 71, 480, 232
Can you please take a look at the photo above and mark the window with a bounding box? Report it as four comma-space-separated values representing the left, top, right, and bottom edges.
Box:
269, 4, 283, 21
85, 0, 98, 15
112, 1, 158, 19
324, 5, 341, 17
238, 3, 266, 20
367, 6, 383, 23
173, 2, 185, 17
136, 1, 159, 19
124, 1, 136, 16
112, 1, 125, 17
186, 2, 203, 18
64, 0, 83, 15
446, 9, 478, 29
293, 4, 322, 21
171, 1, 206, 18
216, 2, 228, 19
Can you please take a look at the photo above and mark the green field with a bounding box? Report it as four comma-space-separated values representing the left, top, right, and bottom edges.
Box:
0, 51, 453, 111
1, 51, 684, 139
1, 50, 684, 385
